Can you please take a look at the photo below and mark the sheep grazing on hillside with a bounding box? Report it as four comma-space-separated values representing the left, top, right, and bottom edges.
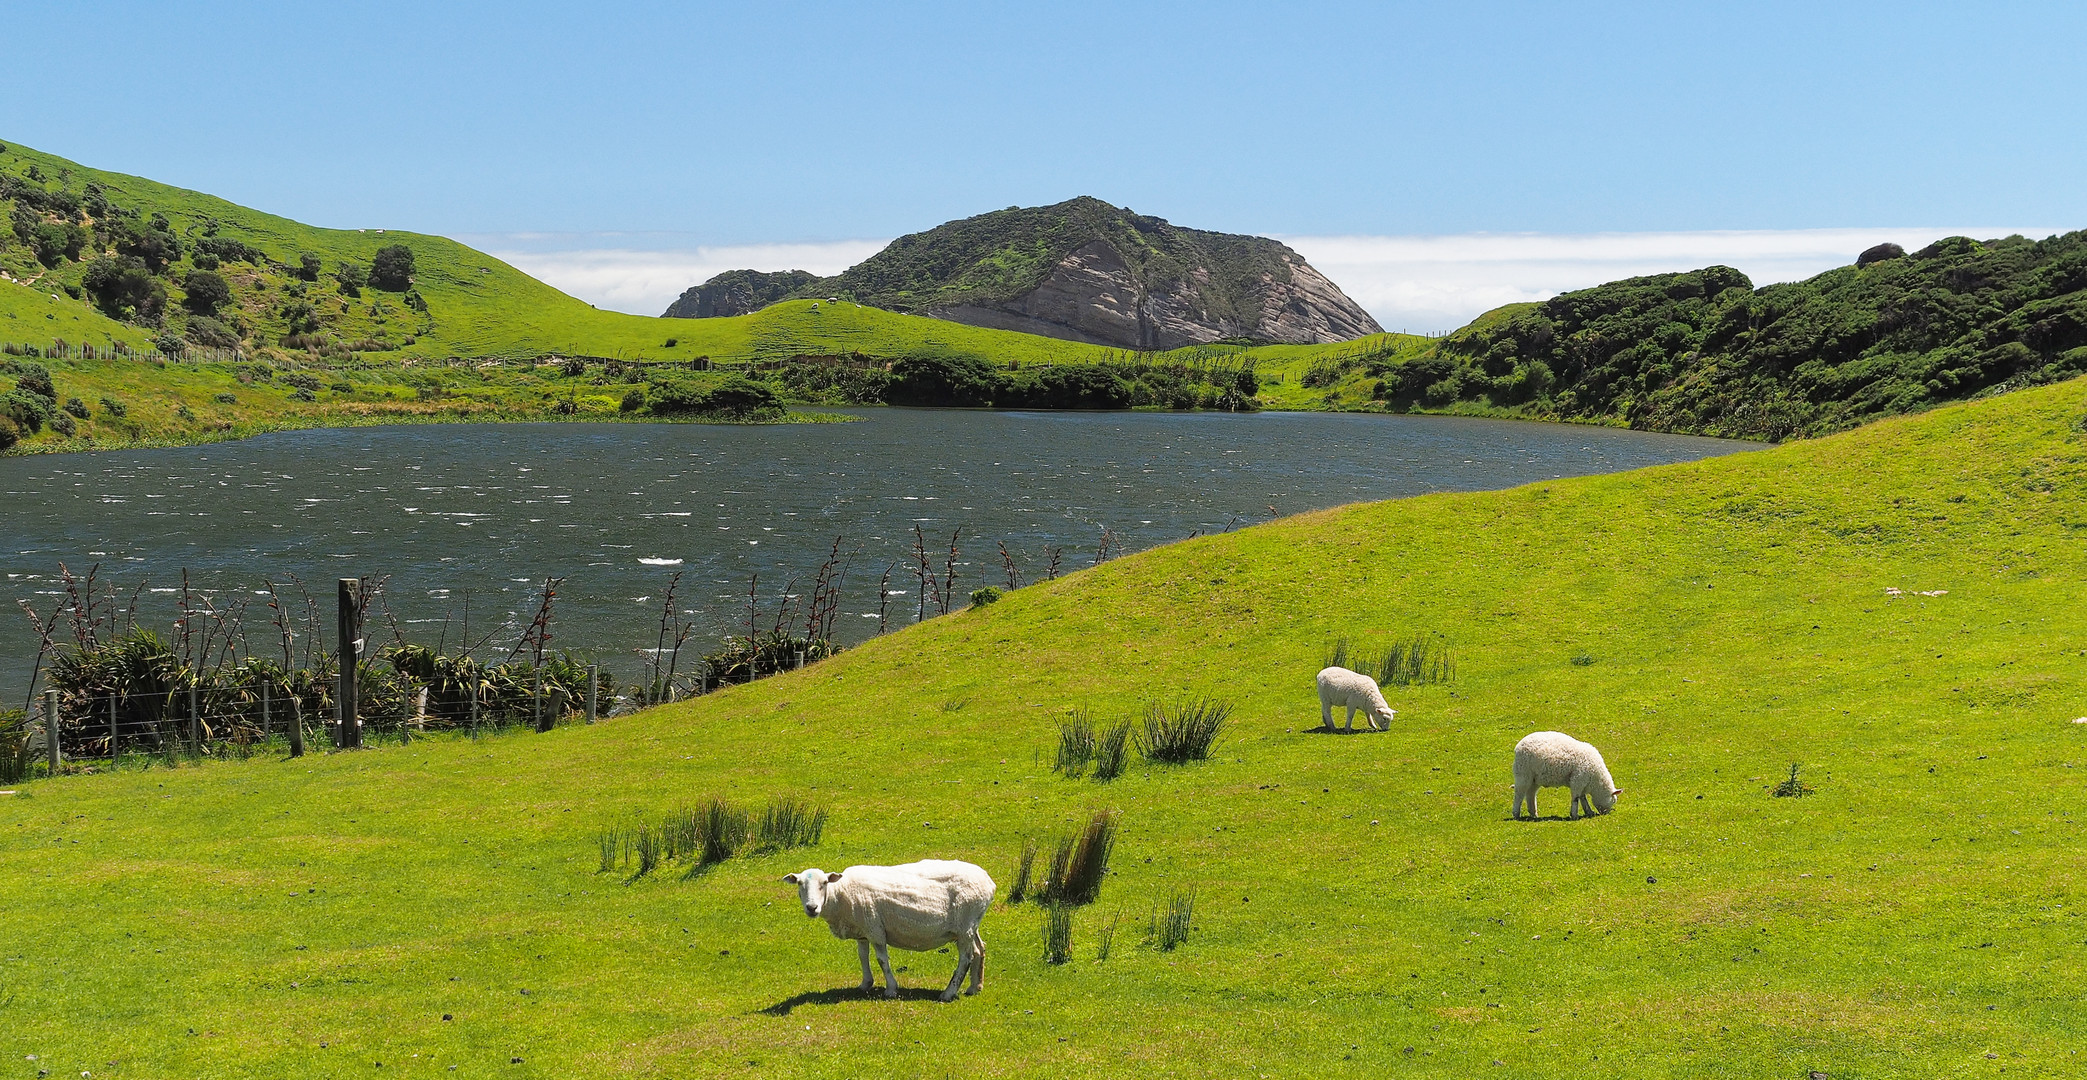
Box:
1513, 731, 1622, 820
1316, 666, 1397, 731
783, 859, 995, 1001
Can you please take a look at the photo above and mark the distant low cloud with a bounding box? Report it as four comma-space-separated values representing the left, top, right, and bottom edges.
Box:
1281, 227, 2065, 335
462, 234, 888, 317
464, 226, 2066, 331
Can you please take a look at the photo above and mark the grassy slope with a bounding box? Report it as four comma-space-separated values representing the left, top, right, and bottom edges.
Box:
8, 379, 2087, 1077
2, 138, 1425, 454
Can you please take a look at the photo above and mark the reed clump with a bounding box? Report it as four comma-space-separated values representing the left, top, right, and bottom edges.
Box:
1148, 886, 1197, 951
1139, 699, 1228, 764
1038, 809, 1118, 907
1041, 903, 1073, 964
592, 795, 824, 881
1053, 709, 1096, 776
1009, 838, 1039, 904
1091, 721, 1132, 781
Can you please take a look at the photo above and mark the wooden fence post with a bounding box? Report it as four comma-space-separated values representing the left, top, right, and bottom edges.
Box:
260, 682, 271, 745
288, 695, 304, 758
44, 688, 60, 773
469, 680, 479, 738
108, 693, 118, 760
188, 683, 201, 753
337, 579, 361, 749
585, 665, 598, 724
534, 669, 551, 733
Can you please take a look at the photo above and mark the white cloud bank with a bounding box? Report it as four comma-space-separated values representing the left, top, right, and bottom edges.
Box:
468, 237, 889, 317
472, 226, 2066, 332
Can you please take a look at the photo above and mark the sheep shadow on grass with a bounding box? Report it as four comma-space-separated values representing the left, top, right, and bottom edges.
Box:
1299, 724, 1386, 735
757, 985, 950, 1015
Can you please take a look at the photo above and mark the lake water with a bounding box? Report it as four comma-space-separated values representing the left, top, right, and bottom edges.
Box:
0, 409, 1758, 701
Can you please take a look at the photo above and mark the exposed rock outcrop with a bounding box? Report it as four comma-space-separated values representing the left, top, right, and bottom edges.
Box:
664, 198, 1382, 349
661, 269, 820, 319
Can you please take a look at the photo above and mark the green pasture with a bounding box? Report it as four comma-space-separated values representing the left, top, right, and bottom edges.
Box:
6, 354, 2087, 1080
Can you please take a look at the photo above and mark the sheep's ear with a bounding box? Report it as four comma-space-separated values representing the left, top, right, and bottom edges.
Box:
1610, 788, 1624, 796
782, 874, 799, 884
826, 871, 844, 884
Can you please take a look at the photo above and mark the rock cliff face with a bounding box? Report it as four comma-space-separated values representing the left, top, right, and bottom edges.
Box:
661, 269, 819, 319
663, 198, 1382, 349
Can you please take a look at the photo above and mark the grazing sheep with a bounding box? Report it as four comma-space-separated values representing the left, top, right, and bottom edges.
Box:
783, 859, 995, 1001
1513, 731, 1622, 820
1316, 666, 1397, 731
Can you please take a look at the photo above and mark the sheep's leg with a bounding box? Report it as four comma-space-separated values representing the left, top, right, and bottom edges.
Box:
941, 938, 973, 1002
856, 939, 875, 993
1321, 700, 1335, 730
1344, 705, 1359, 731
872, 939, 900, 999
967, 927, 985, 994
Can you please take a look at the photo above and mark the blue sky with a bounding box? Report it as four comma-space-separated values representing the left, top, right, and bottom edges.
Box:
9, 2, 2083, 327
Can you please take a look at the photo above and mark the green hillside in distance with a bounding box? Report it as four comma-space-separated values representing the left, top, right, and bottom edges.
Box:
664, 196, 1387, 350
7, 374, 2087, 1076
1305, 236, 2087, 440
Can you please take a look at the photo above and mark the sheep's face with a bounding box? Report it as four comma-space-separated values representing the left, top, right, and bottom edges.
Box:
1591, 787, 1621, 814
782, 869, 844, 918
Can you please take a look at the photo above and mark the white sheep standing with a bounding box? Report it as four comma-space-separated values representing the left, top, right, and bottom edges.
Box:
783, 859, 995, 1001
1316, 666, 1397, 731
1513, 731, 1622, 820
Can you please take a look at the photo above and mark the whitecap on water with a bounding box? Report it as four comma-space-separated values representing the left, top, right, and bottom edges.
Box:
638, 558, 683, 566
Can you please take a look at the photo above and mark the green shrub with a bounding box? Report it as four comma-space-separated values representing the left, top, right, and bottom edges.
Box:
49, 411, 75, 436
370, 244, 415, 290
62, 397, 88, 419
1770, 763, 1816, 797
98, 396, 126, 417
2, 390, 50, 433
295, 253, 322, 282
968, 586, 1002, 608
333, 261, 368, 296
213, 392, 237, 404
185, 315, 242, 348
182, 269, 232, 315
648, 376, 782, 419
618, 388, 645, 412
81, 256, 166, 322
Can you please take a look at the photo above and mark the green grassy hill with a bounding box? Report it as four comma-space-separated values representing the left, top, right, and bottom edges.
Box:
7, 375, 2086, 1076
2, 137, 1432, 453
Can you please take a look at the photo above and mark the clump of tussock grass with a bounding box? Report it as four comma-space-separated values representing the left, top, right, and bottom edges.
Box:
1570, 652, 1595, 666
695, 798, 751, 871
1039, 809, 1118, 906
1091, 721, 1132, 781
1375, 635, 1453, 686
1095, 911, 1120, 961
1053, 709, 1095, 777
1041, 902, 1073, 964
1770, 763, 1816, 798
1147, 886, 1197, 951
1139, 699, 1228, 764
631, 825, 661, 880
939, 697, 969, 713
755, 797, 827, 852
1323, 638, 1352, 670
1009, 838, 1039, 904
594, 795, 824, 880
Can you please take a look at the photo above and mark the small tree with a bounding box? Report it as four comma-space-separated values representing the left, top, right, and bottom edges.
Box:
182, 268, 232, 315
370, 244, 414, 290
296, 253, 322, 282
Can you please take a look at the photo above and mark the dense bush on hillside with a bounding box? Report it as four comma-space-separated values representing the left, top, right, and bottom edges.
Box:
181, 268, 231, 314
81, 257, 166, 323
1374, 232, 2087, 439
370, 244, 414, 290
